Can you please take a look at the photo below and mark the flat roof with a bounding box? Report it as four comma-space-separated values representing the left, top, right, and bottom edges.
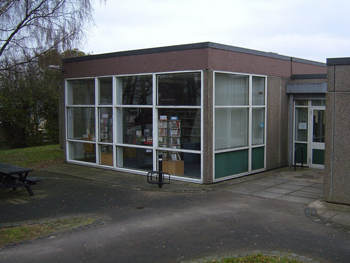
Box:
63, 42, 325, 67
327, 57, 350, 66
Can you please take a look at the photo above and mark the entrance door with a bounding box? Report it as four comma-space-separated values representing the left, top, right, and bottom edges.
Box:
309, 108, 325, 168
293, 100, 325, 169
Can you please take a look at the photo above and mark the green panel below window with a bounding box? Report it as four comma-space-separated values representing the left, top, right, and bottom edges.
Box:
215, 150, 248, 179
252, 147, 265, 170
295, 143, 307, 164
312, 149, 324, 165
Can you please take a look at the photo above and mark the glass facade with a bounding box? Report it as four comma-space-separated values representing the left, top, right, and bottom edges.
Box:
214, 72, 266, 179
65, 71, 267, 182
66, 72, 202, 181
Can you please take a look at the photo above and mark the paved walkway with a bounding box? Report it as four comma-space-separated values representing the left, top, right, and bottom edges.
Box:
41, 163, 350, 230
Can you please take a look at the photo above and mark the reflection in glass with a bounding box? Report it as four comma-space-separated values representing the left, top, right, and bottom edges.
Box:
68, 141, 96, 163
118, 75, 153, 105
116, 146, 153, 172
295, 108, 308, 141
121, 108, 153, 145
313, 110, 325, 142
67, 108, 95, 141
157, 151, 201, 179
99, 108, 113, 143
67, 79, 95, 105
99, 78, 112, 105
158, 72, 201, 106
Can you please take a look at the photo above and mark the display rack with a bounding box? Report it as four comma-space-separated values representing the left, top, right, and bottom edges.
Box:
158, 117, 184, 175
100, 114, 112, 143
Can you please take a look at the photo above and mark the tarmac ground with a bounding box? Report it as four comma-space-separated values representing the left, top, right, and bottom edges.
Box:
0, 164, 349, 263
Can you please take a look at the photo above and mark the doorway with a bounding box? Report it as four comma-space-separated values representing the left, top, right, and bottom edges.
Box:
293, 100, 325, 169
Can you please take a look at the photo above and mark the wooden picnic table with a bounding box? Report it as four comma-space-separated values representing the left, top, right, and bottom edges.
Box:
0, 162, 35, 196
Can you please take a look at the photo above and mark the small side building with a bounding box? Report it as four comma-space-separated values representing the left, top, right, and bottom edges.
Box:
324, 57, 350, 205
61, 42, 327, 184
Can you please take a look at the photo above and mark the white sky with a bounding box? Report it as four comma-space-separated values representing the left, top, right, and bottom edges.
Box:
82, 0, 350, 63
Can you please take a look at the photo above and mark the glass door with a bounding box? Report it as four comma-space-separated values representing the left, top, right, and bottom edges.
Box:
293, 100, 325, 169
309, 108, 325, 168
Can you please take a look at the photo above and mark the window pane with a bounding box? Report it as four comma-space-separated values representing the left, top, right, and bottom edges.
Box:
67, 108, 95, 141
252, 108, 265, 145
120, 108, 153, 145
158, 108, 201, 150
215, 108, 248, 150
118, 75, 153, 105
312, 100, 325, 106
252, 76, 265, 105
116, 146, 153, 172
99, 78, 112, 105
295, 100, 308, 106
67, 79, 95, 105
158, 72, 201, 106
215, 73, 248, 106
67, 141, 96, 163
158, 151, 201, 179
295, 108, 308, 141
313, 110, 325, 142
99, 145, 113, 166
99, 108, 113, 143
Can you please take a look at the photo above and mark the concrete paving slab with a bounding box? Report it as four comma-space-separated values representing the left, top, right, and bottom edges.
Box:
251, 180, 285, 187
263, 187, 295, 194
317, 209, 339, 219
250, 191, 284, 199
298, 187, 323, 194
277, 195, 316, 204
276, 183, 305, 191
330, 212, 350, 226
286, 181, 314, 186
288, 190, 323, 199
223, 184, 267, 194
308, 183, 323, 189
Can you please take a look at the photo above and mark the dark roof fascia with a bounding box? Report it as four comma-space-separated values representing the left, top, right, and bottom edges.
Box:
286, 83, 327, 94
62, 41, 326, 67
291, 74, 327, 79
327, 57, 350, 66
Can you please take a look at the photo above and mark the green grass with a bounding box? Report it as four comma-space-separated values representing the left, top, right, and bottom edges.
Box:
0, 144, 64, 170
0, 217, 97, 245
209, 254, 303, 263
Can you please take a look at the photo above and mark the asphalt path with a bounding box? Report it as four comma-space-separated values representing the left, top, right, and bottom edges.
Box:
0, 171, 349, 263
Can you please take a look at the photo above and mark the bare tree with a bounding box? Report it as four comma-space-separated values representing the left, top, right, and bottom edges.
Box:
0, 0, 103, 71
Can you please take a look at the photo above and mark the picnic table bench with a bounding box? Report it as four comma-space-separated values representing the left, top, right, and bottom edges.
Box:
0, 162, 39, 196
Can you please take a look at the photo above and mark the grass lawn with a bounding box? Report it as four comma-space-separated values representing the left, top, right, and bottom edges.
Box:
209, 254, 303, 263
0, 217, 97, 246
0, 144, 64, 170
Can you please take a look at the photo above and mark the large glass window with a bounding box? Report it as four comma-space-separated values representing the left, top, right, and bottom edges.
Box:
99, 108, 113, 143
157, 72, 201, 106
215, 72, 266, 179
215, 108, 248, 150
67, 79, 95, 105
66, 71, 202, 181
157, 109, 201, 149
215, 73, 248, 106
118, 108, 153, 145
117, 75, 153, 105
67, 107, 96, 141
99, 78, 113, 105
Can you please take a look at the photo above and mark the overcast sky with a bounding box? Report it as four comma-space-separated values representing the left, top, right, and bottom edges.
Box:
82, 0, 350, 63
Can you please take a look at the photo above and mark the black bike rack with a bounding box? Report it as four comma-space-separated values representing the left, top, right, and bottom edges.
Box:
294, 145, 304, 171
147, 171, 170, 188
